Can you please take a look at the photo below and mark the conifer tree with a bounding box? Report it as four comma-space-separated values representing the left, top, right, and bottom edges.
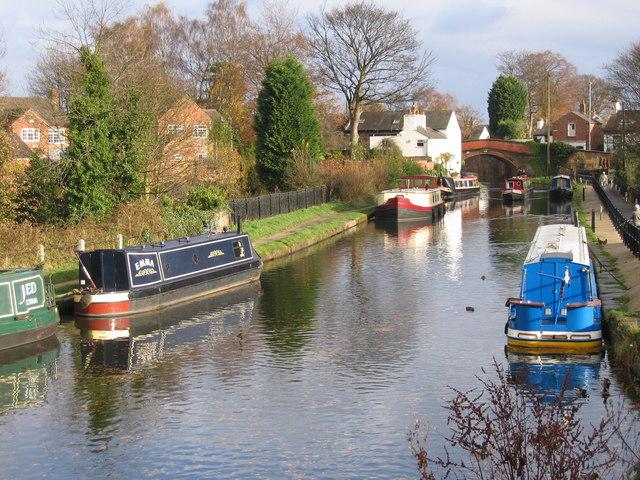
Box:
255, 56, 322, 189
64, 47, 117, 221
487, 74, 528, 139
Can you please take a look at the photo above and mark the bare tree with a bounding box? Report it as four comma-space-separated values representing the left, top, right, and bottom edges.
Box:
307, 1, 435, 148
575, 74, 616, 120
0, 31, 6, 94
606, 41, 640, 110
498, 49, 578, 137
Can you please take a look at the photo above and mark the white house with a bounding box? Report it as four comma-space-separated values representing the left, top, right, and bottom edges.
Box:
346, 108, 463, 173
465, 124, 490, 141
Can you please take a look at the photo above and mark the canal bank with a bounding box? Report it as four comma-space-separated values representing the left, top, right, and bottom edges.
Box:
53, 202, 371, 309
575, 183, 640, 396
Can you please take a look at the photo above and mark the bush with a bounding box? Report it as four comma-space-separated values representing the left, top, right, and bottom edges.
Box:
15, 154, 67, 224
162, 205, 211, 239
185, 185, 228, 211
495, 119, 520, 140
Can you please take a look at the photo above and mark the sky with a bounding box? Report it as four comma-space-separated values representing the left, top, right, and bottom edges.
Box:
1, 0, 639, 117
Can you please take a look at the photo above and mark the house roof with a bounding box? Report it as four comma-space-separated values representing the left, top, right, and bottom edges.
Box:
465, 124, 488, 140
603, 110, 640, 134
6, 131, 33, 160
0, 96, 67, 126
417, 126, 447, 139
203, 109, 223, 123
424, 110, 453, 130
346, 109, 454, 133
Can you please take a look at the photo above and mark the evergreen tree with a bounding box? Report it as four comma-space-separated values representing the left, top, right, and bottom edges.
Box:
255, 56, 323, 189
64, 47, 117, 221
487, 74, 528, 138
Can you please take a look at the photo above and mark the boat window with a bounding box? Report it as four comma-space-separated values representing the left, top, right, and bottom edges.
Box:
516, 181, 521, 187
192, 253, 199, 264
233, 241, 246, 258
508, 181, 514, 189
565, 179, 571, 188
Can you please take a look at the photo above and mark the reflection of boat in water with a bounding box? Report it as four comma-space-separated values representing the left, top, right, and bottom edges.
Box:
506, 224, 602, 353
506, 350, 602, 401
76, 284, 259, 371
549, 199, 573, 216
375, 218, 440, 248
0, 336, 59, 415
503, 201, 528, 216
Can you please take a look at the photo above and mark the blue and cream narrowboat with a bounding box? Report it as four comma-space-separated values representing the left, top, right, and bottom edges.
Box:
74, 229, 262, 318
0, 269, 59, 351
549, 174, 573, 200
505, 224, 602, 353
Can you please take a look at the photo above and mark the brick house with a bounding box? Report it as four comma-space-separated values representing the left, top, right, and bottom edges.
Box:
602, 109, 640, 153
0, 90, 68, 162
535, 102, 604, 151
158, 96, 222, 169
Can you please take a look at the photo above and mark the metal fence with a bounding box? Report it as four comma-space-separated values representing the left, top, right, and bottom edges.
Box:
591, 177, 640, 259
229, 186, 328, 220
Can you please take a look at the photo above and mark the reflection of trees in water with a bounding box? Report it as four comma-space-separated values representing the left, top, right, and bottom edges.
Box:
259, 252, 323, 354
506, 351, 603, 403
0, 337, 59, 415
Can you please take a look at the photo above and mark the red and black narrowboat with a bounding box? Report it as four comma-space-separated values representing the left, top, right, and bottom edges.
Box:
375, 176, 445, 223
74, 228, 262, 318
502, 175, 532, 202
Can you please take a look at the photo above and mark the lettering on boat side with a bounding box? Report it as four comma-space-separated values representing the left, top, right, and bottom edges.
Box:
134, 258, 158, 277
208, 249, 224, 258
18, 281, 39, 307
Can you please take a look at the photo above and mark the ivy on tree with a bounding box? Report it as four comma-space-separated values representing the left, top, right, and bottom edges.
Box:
255, 56, 323, 189
487, 74, 528, 139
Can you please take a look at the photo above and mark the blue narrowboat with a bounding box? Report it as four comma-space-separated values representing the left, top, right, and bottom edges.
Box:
74, 228, 262, 318
505, 224, 602, 353
549, 174, 573, 200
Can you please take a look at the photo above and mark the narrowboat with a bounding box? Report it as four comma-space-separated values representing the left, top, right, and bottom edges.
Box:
74, 228, 262, 318
375, 175, 445, 222
0, 269, 59, 351
441, 174, 480, 200
549, 174, 573, 200
505, 224, 602, 353
502, 175, 531, 202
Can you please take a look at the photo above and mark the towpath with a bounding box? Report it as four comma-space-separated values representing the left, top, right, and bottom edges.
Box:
580, 184, 640, 312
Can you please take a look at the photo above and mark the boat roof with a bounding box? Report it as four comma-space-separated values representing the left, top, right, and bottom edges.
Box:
125, 231, 244, 253
553, 174, 571, 179
524, 224, 590, 267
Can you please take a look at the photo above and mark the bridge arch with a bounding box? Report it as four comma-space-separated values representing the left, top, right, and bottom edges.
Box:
462, 140, 534, 182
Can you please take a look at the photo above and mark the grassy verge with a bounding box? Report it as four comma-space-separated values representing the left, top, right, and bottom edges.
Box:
255, 209, 369, 261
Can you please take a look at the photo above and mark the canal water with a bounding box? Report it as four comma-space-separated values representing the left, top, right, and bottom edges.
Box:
0, 188, 635, 479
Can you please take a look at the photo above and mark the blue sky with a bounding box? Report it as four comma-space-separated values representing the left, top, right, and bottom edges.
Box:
1, 0, 638, 117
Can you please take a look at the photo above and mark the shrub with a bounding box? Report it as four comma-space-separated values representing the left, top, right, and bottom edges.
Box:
185, 185, 228, 211
162, 205, 211, 239
496, 119, 520, 140
15, 154, 67, 224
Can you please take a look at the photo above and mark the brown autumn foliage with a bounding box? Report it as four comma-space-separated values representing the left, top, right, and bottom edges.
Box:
497, 49, 579, 136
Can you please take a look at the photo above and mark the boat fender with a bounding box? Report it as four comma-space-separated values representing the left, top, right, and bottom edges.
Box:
504, 321, 508, 335
466, 306, 475, 312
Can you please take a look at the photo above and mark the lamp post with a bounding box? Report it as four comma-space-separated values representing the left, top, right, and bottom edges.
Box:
546, 73, 551, 177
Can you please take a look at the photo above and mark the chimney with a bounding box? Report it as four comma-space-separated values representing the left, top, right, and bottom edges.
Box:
536, 118, 544, 130
615, 100, 622, 112
49, 88, 61, 108
579, 99, 586, 114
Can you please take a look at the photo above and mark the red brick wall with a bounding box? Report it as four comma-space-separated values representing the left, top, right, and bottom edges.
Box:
551, 112, 604, 150
9, 109, 68, 159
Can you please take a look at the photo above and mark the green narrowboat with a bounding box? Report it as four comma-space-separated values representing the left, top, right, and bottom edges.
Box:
0, 269, 59, 351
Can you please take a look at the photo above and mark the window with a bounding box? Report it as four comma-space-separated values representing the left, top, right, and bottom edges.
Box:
168, 124, 183, 134
21, 128, 40, 142
48, 128, 66, 144
197, 153, 208, 162
417, 140, 424, 147
174, 154, 183, 162
194, 125, 208, 138
567, 122, 576, 137
233, 240, 245, 259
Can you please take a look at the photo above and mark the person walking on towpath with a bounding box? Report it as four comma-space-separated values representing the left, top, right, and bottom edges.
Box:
600, 171, 608, 187
632, 204, 640, 227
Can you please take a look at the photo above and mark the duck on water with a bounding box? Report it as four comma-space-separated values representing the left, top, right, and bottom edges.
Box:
74, 223, 262, 319
505, 223, 602, 354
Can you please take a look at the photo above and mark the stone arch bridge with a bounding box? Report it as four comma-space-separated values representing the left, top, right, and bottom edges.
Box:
462, 139, 534, 181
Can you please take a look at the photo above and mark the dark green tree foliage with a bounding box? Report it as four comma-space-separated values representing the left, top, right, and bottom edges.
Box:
488, 74, 527, 138
64, 47, 118, 221
255, 56, 323, 189
16, 154, 66, 224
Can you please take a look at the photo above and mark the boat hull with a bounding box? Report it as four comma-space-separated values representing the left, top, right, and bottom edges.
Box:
442, 186, 480, 200
75, 260, 262, 318
0, 314, 59, 351
549, 188, 573, 200
375, 196, 445, 223
506, 328, 602, 354
502, 189, 528, 202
